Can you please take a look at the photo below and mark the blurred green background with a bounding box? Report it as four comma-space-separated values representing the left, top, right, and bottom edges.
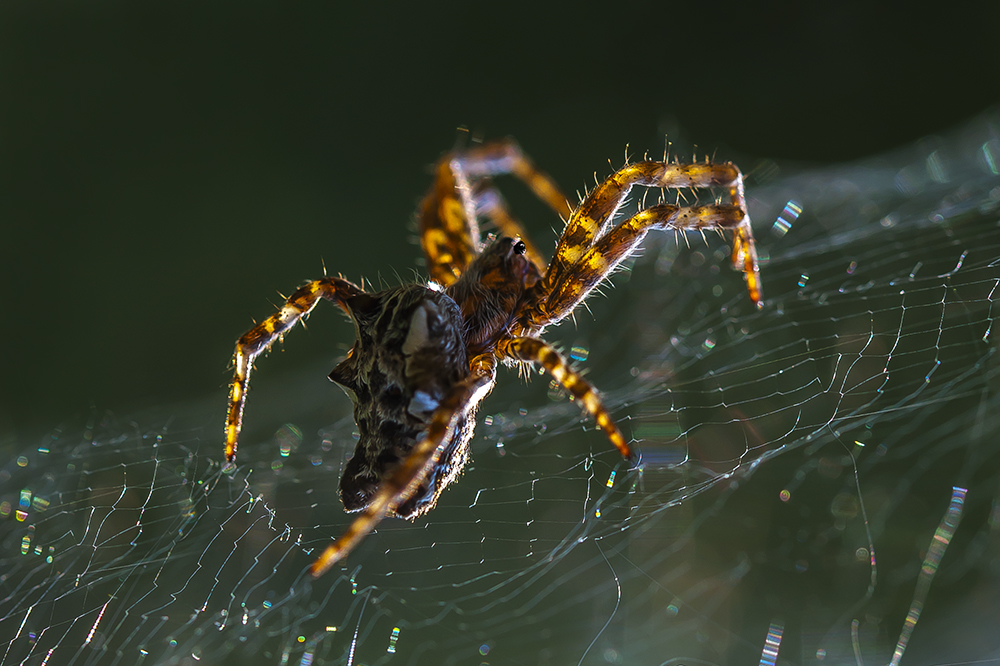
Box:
2, 2, 998, 439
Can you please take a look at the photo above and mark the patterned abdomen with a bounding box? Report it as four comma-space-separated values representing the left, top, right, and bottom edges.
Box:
330, 284, 472, 519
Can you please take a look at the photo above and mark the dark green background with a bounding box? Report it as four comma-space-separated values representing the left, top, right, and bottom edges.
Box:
2, 2, 999, 438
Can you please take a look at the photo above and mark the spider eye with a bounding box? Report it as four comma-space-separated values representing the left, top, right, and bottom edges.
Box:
512, 239, 527, 255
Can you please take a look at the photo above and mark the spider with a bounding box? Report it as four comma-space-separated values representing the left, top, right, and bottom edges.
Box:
222, 138, 761, 578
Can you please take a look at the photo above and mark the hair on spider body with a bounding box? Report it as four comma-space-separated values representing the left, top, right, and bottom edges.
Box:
446, 236, 537, 352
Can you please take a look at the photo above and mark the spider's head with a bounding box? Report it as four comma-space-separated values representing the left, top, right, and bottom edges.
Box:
478, 235, 535, 284
447, 236, 538, 350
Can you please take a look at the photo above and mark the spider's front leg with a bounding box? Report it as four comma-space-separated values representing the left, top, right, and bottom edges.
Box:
309, 353, 497, 578
502, 337, 633, 460
542, 202, 752, 322
539, 161, 761, 322
419, 139, 571, 286
224, 276, 363, 467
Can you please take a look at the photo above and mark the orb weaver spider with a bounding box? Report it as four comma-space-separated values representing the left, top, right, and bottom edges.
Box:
222, 138, 762, 578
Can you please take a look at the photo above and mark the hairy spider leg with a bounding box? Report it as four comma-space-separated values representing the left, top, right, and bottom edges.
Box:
419, 158, 481, 287
419, 139, 572, 286
224, 277, 363, 466
502, 337, 632, 460
539, 203, 748, 324
543, 161, 762, 308
309, 354, 497, 578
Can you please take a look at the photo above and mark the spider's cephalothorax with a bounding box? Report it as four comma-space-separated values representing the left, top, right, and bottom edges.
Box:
222, 139, 763, 577
447, 235, 538, 352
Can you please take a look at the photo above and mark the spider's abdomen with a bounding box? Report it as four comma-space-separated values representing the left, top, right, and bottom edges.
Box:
331, 283, 472, 519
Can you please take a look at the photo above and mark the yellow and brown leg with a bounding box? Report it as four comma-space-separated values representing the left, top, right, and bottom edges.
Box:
418, 139, 572, 285
540, 203, 753, 323
501, 337, 632, 460
450, 139, 573, 221
418, 158, 481, 287
309, 353, 497, 578
224, 276, 363, 467
543, 161, 761, 307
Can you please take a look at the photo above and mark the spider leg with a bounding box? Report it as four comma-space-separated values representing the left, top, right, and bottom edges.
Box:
542, 161, 761, 308
309, 353, 497, 578
419, 157, 481, 287
224, 277, 363, 466
539, 203, 752, 323
419, 139, 571, 285
452, 139, 573, 222
502, 337, 632, 460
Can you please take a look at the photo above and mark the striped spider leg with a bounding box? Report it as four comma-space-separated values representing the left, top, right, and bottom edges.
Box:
532, 160, 762, 327
419, 138, 571, 286
499, 337, 632, 458
223, 277, 363, 467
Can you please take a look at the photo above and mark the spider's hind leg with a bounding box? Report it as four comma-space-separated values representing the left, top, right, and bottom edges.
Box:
419, 139, 571, 285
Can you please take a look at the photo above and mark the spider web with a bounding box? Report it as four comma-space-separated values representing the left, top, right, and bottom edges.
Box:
3, 112, 1000, 666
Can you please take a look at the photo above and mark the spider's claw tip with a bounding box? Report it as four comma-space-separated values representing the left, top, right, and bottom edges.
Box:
619, 439, 639, 461
310, 539, 351, 578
